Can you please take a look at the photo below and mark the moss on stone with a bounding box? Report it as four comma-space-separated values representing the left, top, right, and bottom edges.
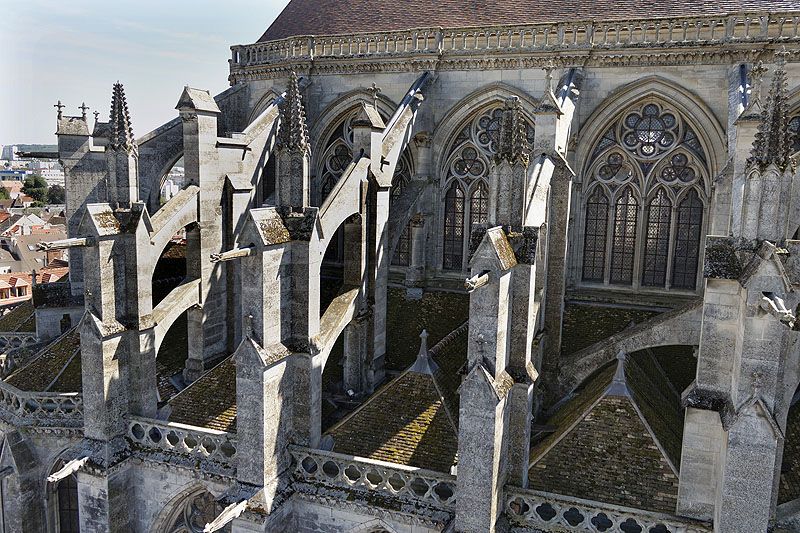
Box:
560, 303, 660, 356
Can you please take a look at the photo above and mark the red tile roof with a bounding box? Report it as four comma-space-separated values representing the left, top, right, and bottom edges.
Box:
259, 0, 798, 41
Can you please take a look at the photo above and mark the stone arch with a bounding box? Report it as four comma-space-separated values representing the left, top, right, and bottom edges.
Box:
309, 89, 398, 152
149, 482, 228, 533
574, 76, 726, 179
572, 78, 722, 292
247, 89, 280, 126
138, 121, 185, 215
432, 82, 540, 175
433, 84, 538, 272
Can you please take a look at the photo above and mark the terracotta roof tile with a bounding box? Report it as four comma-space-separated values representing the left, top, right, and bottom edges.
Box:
259, 0, 798, 41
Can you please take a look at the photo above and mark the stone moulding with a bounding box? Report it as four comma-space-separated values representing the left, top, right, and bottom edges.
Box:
229, 12, 800, 80
289, 445, 457, 510
505, 487, 712, 532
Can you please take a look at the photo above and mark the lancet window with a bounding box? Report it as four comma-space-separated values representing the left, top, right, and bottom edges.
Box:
56, 474, 79, 533
391, 156, 412, 267
441, 105, 535, 271
789, 113, 800, 155
581, 100, 709, 290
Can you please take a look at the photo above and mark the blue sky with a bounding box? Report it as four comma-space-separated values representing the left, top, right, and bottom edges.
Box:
1, 0, 289, 144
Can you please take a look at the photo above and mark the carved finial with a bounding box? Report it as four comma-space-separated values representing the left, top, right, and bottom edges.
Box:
276, 72, 310, 154
496, 96, 531, 166
93, 110, 100, 123
418, 329, 429, 357
79, 102, 89, 119
245, 314, 254, 338
748, 53, 795, 173
109, 82, 136, 153
54, 100, 64, 119
367, 82, 382, 109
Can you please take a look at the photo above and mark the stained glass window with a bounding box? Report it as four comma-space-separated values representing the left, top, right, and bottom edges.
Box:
672, 189, 704, 290
610, 188, 638, 285
441, 104, 534, 270
57, 475, 80, 533
789, 115, 800, 155
391, 156, 412, 267
582, 99, 709, 290
443, 183, 465, 271
582, 188, 609, 282
641, 189, 672, 287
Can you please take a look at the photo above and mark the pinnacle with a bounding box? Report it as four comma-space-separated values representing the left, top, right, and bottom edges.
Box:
277, 72, 310, 154
496, 96, 531, 166
110, 82, 136, 153
748, 52, 795, 173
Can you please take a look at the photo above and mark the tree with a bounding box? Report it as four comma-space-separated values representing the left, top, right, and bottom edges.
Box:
0, 188, 9, 201
47, 185, 65, 205
21, 175, 48, 204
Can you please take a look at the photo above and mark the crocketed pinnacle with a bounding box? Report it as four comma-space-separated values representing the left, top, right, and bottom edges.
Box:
748, 51, 795, 173
277, 72, 310, 154
110, 82, 136, 153
496, 97, 530, 167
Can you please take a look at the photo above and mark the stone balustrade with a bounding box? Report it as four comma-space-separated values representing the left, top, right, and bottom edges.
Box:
506, 488, 712, 533
0, 332, 39, 351
231, 13, 800, 68
290, 446, 456, 509
0, 380, 83, 427
127, 417, 238, 467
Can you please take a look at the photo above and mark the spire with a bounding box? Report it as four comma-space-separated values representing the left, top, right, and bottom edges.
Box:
277, 72, 310, 154
748, 49, 795, 173
496, 96, 530, 166
110, 82, 136, 153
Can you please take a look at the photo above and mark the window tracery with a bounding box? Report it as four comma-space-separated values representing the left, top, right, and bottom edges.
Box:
789, 113, 800, 154
166, 491, 230, 533
581, 99, 709, 290
391, 156, 412, 267
441, 104, 535, 271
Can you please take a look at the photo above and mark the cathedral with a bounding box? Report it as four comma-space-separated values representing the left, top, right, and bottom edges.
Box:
2, 1, 800, 531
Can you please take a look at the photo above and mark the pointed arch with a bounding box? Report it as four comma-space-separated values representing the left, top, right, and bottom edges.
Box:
433, 82, 539, 174
576, 76, 725, 178
672, 189, 705, 290
309, 89, 398, 150
575, 77, 719, 292
149, 483, 229, 533
246, 89, 280, 126
442, 182, 465, 271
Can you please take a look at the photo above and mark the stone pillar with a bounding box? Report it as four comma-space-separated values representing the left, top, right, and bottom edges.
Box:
234, 338, 292, 512
541, 157, 573, 406
676, 407, 724, 520
177, 88, 227, 382
404, 214, 426, 296
505, 229, 539, 487
456, 365, 509, 533
456, 226, 517, 532
368, 182, 391, 387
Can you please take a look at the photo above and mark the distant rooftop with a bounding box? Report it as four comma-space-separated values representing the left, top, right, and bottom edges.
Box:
259, 0, 799, 41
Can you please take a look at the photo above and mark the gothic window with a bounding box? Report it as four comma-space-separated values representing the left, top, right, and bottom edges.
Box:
582, 188, 609, 282
391, 155, 412, 267
641, 189, 672, 287
319, 143, 352, 204
789, 114, 800, 155
443, 183, 465, 271
610, 188, 639, 285
469, 182, 489, 236
581, 99, 709, 290
672, 189, 704, 290
441, 104, 535, 271
56, 474, 79, 533
166, 490, 230, 533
